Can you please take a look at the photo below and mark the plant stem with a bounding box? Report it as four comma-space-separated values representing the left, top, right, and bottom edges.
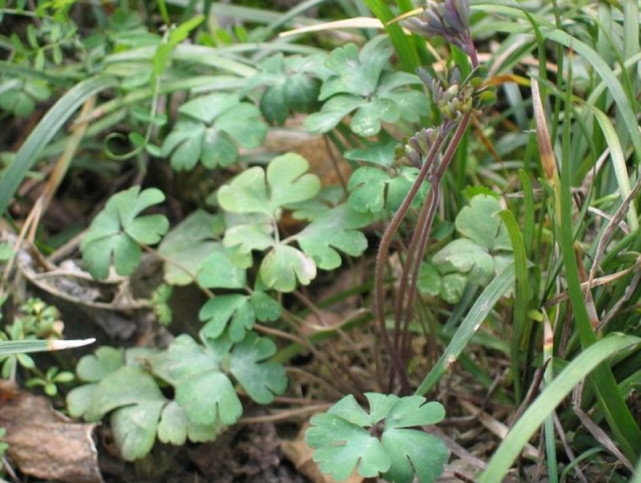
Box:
374, 129, 447, 393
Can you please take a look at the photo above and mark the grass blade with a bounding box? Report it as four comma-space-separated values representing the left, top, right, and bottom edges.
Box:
0, 338, 96, 356
559, 66, 641, 462
499, 210, 530, 402
0, 75, 118, 216
415, 263, 515, 396
359, 0, 420, 72
478, 333, 641, 483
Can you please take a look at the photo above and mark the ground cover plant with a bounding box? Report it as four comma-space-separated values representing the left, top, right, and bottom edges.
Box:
1, 0, 641, 481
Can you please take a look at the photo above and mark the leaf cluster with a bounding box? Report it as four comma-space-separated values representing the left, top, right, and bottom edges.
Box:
68, 332, 287, 460
418, 194, 513, 303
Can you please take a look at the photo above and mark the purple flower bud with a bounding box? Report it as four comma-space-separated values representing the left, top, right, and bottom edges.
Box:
403, 0, 471, 53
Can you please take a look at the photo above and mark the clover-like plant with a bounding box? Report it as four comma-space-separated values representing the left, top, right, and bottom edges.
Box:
68, 331, 287, 461
218, 152, 371, 292
306, 393, 448, 483
304, 38, 428, 137
157, 209, 226, 286
199, 291, 282, 342
150, 332, 287, 424
81, 186, 169, 279
0, 77, 51, 117
347, 166, 427, 215
245, 52, 326, 125
432, 194, 512, 285
67, 347, 172, 461
162, 92, 267, 170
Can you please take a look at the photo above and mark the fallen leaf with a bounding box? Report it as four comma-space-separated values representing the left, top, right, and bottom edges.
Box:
0, 380, 102, 483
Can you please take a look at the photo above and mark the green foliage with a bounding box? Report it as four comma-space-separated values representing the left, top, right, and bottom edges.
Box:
69, 333, 287, 461
81, 186, 169, 280
428, 194, 513, 300
6, 1, 641, 480
306, 393, 448, 482
217, 152, 321, 218
162, 93, 267, 170
347, 166, 424, 214
151, 332, 287, 420
0, 427, 8, 473
294, 205, 372, 270
0, 78, 51, 117
304, 39, 428, 136
199, 292, 281, 342
158, 209, 225, 285
151, 284, 173, 325
246, 53, 324, 125
0, 319, 36, 378
26, 366, 75, 396
218, 152, 370, 292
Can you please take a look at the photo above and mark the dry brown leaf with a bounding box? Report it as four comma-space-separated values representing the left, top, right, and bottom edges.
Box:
0, 380, 102, 483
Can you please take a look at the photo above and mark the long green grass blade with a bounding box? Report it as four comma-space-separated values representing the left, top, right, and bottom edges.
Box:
518, 170, 535, 256
559, 69, 641, 462
359, 0, 420, 72
478, 333, 641, 483
589, 106, 638, 231
499, 210, 529, 402
0, 75, 118, 216
0, 338, 96, 356
544, 29, 641, 167
415, 263, 515, 396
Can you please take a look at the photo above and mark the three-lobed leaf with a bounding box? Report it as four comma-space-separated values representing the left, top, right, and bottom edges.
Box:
217, 153, 321, 218
260, 244, 316, 292
306, 393, 448, 483
150, 332, 287, 425
81, 186, 169, 280
162, 93, 267, 170
199, 292, 282, 342
431, 195, 513, 289
158, 210, 224, 285
304, 39, 427, 136
295, 205, 372, 270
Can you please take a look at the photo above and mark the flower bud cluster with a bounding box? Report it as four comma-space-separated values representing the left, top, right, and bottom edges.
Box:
404, 0, 471, 53
404, 127, 441, 167
419, 68, 474, 121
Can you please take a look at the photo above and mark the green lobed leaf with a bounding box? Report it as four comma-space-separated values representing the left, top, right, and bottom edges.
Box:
196, 247, 247, 290
433, 238, 495, 286
111, 399, 165, 461
76, 346, 124, 382
198, 292, 282, 342
455, 195, 511, 251
162, 93, 267, 170
229, 331, 287, 404
223, 224, 274, 254
81, 186, 169, 280
150, 332, 287, 426
295, 205, 372, 270
303, 94, 366, 134
306, 393, 447, 482
150, 334, 241, 426
158, 210, 224, 285
320, 42, 390, 100
344, 140, 400, 168
260, 244, 317, 292
157, 400, 221, 445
